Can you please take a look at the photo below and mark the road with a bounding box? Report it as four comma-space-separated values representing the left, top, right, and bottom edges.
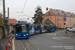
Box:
14, 31, 75, 50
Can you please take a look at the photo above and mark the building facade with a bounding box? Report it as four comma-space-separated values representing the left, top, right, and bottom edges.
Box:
42, 9, 75, 28
9, 18, 18, 34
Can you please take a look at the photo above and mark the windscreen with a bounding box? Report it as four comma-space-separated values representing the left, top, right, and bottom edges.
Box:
16, 25, 28, 33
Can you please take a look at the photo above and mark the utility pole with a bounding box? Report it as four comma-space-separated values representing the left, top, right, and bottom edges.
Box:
70, 15, 72, 28
7, 7, 9, 35
3, 0, 6, 37
57, 13, 59, 29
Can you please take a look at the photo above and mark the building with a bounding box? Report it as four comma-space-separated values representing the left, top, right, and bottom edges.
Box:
9, 18, 18, 33
42, 9, 75, 28
0, 13, 3, 26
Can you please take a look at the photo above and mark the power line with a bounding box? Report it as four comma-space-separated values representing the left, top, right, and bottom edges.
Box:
22, 0, 27, 12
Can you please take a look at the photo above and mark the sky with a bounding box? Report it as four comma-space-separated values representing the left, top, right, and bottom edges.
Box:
0, 0, 75, 23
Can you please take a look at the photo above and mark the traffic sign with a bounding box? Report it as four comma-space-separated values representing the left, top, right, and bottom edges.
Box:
63, 15, 67, 21
63, 15, 67, 18
64, 18, 67, 21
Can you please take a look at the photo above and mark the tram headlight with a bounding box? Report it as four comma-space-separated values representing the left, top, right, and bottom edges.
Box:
26, 34, 28, 35
16, 34, 18, 35
24, 35, 26, 36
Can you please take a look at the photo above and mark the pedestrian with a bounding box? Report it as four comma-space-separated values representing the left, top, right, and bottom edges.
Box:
12, 30, 14, 34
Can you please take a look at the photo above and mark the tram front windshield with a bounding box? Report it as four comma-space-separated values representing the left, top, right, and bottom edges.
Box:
16, 25, 28, 33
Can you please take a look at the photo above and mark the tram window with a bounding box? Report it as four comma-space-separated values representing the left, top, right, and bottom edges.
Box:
35, 26, 40, 30
54, 26, 56, 29
50, 26, 53, 29
30, 26, 32, 30
44, 26, 47, 29
44, 26, 48, 30
30, 26, 34, 30
50, 26, 56, 29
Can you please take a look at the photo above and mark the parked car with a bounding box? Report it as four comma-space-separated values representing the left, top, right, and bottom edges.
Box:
66, 28, 71, 31
69, 27, 75, 32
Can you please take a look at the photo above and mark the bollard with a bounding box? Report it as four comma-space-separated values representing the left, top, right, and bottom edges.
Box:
10, 35, 12, 41
8, 35, 12, 49
9, 45, 10, 49
9, 40, 11, 44
6, 45, 8, 50
8, 40, 11, 49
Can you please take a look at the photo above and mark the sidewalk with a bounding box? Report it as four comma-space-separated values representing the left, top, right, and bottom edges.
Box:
0, 34, 14, 50
56, 31, 75, 38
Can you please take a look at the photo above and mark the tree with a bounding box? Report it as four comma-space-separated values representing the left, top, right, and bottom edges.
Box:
0, 13, 4, 26
32, 6, 43, 24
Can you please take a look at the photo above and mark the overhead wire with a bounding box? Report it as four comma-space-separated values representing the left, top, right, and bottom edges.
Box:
20, 0, 33, 21
22, 0, 27, 12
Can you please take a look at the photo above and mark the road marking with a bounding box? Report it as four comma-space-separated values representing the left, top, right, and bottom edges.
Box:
55, 33, 56, 35
12, 37, 15, 50
19, 40, 26, 50
47, 33, 56, 35
52, 37, 69, 40
52, 37, 60, 40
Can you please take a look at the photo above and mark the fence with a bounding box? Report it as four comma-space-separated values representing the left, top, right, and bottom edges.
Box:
0, 26, 4, 39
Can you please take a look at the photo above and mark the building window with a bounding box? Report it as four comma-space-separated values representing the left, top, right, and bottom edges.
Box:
50, 16, 51, 19
45, 17, 47, 19
47, 17, 49, 19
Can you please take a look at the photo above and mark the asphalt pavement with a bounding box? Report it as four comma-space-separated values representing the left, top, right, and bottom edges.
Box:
13, 30, 75, 50
0, 34, 14, 50
56, 30, 75, 37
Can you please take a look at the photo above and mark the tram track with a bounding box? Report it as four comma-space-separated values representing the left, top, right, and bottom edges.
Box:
19, 40, 27, 50
20, 39, 39, 50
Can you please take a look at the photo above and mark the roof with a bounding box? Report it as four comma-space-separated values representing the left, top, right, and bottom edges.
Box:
9, 19, 18, 24
44, 8, 75, 17
43, 18, 54, 25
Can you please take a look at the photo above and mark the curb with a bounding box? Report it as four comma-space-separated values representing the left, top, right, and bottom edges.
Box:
12, 37, 15, 50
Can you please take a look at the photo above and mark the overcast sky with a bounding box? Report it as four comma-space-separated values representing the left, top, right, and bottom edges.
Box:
0, 0, 75, 23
